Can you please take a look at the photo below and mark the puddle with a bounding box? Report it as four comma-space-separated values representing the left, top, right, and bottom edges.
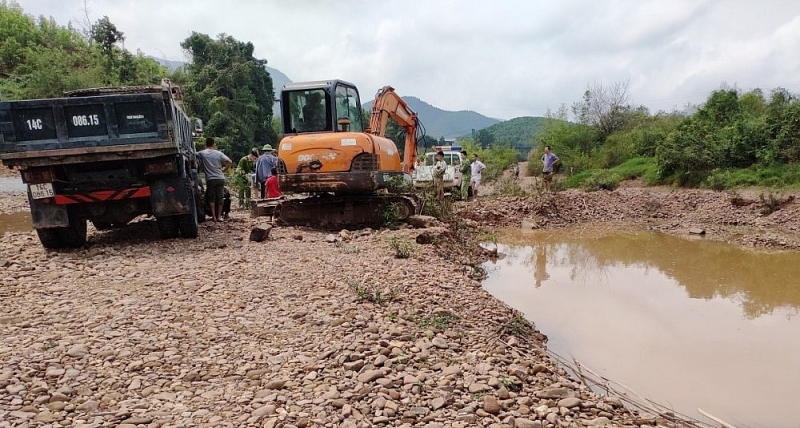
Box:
0, 212, 32, 235
483, 229, 800, 428
0, 176, 25, 192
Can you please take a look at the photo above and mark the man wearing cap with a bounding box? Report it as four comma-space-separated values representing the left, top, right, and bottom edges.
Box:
255, 144, 278, 199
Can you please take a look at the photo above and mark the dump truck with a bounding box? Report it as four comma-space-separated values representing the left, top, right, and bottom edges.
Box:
0, 80, 204, 248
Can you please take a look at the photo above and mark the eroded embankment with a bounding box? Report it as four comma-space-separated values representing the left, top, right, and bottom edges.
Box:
461, 186, 800, 251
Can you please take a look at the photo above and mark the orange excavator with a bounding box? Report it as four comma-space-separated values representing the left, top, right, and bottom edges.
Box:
275, 80, 422, 227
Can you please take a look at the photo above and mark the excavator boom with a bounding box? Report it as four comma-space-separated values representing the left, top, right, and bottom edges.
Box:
368, 86, 419, 173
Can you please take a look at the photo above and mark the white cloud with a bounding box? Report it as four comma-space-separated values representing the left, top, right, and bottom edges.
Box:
14, 0, 800, 119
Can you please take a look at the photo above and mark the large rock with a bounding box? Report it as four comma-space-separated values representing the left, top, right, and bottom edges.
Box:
249, 224, 273, 242
415, 227, 451, 245
407, 215, 440, 228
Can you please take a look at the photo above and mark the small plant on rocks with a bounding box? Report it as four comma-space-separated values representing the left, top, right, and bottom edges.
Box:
507, 312, 533, 337
348, 281, 400, 305
420, 313, 458, 330
382, 202, 405, 228
758, 192, 795, 215
386, 237, 416, 259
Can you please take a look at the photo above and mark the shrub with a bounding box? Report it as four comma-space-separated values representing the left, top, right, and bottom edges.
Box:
580, 170, 622, 191
386, 237, 416, 259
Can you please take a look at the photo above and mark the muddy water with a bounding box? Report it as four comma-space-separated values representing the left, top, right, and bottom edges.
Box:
0, 212, 32, 235
0, 176, 25, 192
483, 229, 800, 428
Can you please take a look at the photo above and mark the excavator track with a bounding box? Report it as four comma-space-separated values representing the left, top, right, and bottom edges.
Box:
274, 194, 418, 229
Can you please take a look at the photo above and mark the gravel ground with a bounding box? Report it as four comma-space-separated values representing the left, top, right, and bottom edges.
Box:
0, 164, 18, 178
0, 207, 650, 427
5, 181, 787, 427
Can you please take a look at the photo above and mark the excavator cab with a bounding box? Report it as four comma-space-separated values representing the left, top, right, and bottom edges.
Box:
281, 80, 364, 134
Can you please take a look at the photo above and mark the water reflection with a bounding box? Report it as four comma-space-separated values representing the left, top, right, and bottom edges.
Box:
493, 230, 800, 318
483, 229, 800, 427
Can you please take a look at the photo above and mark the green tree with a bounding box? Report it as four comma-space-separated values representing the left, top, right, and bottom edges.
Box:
180, 32, 277, 160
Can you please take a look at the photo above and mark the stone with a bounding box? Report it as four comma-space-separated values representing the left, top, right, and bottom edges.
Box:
325, 234, 338, 243
589, 416, 611, 426
76, 400, 99, 411
292, 234, 304, 240
45, 368, 66, 378
66, 344, 88, 357
431, 396, 446, 410
431, 337, 448, 349
535, 387, 571, 399
264, 379, 287, 390
357, 369, 384, 383
249, 224, 273, 242
531, 364, 550, 375
483, 396, 501, 414
34, 410, 58, 422
689, 227, 706, 235
515, 419, 542, 428
468, 383, 490, 393
557, 397, 581, 408
407, 215, 439, 229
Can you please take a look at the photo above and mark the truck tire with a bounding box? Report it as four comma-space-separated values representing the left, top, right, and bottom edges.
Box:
156, 215, 179, 239
178, 197, 199, 238
60, 216, 87, 248
36, 228, 64, 249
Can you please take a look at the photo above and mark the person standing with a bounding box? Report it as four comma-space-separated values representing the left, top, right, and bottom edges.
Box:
541, 145, 560, 192
470, 154, 486, 198
255, 144, 278, 199
459, 150, 471, 201
235, 148, 259, 207
433, 151, 447, 201
513, 162, 520, 179
198, 137, 232, 222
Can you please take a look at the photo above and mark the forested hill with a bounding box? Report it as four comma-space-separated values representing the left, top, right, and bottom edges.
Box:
468, 116, 548, 144
365, 97, 500, 140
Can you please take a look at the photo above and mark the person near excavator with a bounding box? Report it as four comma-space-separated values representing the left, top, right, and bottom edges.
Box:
460, 150, 471, 200
255, 144, 278, 199
433, 151, 447, 200
470, 154, 486, 198
234, 148, 259, 207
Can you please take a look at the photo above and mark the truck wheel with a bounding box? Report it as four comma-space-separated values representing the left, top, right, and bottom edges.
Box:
36, 228, 64, 249
156, 215, 179, 239
178, 197, 199, 238
60, 217, 87, 248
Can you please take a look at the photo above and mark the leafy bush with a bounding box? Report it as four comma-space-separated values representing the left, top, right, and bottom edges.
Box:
580, 170, 622, 191
386, 237, 416, 259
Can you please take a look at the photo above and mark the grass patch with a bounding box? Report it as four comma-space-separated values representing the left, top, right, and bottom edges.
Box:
419, 313, 458, 330
705, 164, 800, 190
348, 281, 400, 305
565, 157, 659, 190
386, 237, 416, 259
506, 313, 533, 337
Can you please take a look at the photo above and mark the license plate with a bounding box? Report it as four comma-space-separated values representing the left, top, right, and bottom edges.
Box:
29, 183, 55, 199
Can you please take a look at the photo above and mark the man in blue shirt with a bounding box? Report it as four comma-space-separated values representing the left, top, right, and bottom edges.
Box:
541, 145, 560, 193
198, 137, 232, 221
255, 144, 278, 199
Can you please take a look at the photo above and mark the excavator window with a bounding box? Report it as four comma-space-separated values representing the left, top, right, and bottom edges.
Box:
287, 89, 329, 133
334, 85, 363, 132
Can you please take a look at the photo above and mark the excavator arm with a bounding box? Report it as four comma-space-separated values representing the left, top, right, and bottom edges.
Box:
368, 86, 419, 173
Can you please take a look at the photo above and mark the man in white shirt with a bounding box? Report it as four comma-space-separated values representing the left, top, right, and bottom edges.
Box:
470, 154, 486, 198
433, 151, 447, 200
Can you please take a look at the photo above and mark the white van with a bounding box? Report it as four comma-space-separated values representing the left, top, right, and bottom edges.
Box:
412, 146, 467, 195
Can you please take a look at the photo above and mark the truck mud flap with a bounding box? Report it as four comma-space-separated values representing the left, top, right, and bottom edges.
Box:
29, 197, 69, 228
150, 177, 191, 217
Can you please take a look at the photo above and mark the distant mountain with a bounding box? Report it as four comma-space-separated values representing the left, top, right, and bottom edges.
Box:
365, 96, 500, 139
464, 116, 549, 158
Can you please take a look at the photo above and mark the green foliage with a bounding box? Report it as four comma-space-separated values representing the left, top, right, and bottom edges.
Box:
703, 164, 800, 190
565, 157, 658, 189
0, 3, 165, 99
419, 313, 458, 330
178, 32, 278, 161
349, 281, 400, 305
386, 237, 416, 259
381, 202, 405, 228
419, 187, 453, 219
577, 170, 622, 192
457, 140, 518, 182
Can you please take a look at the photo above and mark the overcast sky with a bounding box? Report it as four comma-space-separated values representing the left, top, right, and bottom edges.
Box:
16, 0, 800, 120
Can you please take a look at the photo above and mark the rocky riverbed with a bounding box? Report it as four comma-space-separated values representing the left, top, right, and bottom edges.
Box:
5, 182, 786, 427
0, 205, 657, 427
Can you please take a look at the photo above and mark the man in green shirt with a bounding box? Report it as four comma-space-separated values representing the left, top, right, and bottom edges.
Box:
459, 150, 471, 200
235, 148, 259, 207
